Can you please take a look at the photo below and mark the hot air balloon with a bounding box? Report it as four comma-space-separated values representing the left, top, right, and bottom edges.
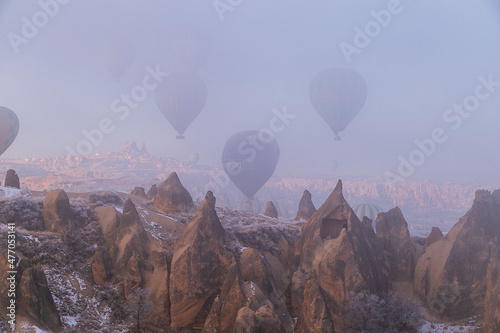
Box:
189, 153, 200, 164
221, 130, 280, 200
328, 160, 338, 174
0, 107, 19, 157
154, 73, 207, 139
309, 68, 367, 141
99, 38, 136, 81
352, 203, 383, 229
173, 32, 208, 73
120, 0, 147, 29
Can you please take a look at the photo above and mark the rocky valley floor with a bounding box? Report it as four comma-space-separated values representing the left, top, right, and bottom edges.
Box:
0, 172, 499, 332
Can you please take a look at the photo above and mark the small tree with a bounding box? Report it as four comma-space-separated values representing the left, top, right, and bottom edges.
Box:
343, 292, 424, 333
384, 292, 425, 332
123, 288, 155, 332
343, 293, 387, 332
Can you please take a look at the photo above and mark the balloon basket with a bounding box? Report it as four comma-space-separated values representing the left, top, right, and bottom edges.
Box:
176, 135, 185, 139
334, 135, 342, 141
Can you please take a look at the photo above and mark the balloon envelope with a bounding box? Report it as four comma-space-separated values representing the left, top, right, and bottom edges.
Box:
328, 160, 338, 174
352, 203, 383, 228
309, 68, 367, 140
189, 153, 200, 164
222, 131, 280, 199
99, 38, 136, 80
173, 34, 207, 73
0, 107, 19, 157
155, 73, 207, 139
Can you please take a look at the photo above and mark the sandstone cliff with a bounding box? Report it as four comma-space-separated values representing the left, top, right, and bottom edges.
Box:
376, 207, 423, 286
293, 180, 390, 330
414, 189, 500, 320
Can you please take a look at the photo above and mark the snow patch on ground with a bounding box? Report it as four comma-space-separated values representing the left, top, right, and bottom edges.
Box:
61, 315, 78, 328
155, 212, 178, 222
71, 271, 87, 291
0, 186, 24, 198
139, 209, 168, 242
17, 321, 50, 333
419, 319, 481, 332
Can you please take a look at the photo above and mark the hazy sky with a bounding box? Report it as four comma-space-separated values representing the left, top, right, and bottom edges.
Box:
1, 0, 500, 185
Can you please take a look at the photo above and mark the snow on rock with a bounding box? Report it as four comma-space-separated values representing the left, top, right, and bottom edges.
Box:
0, 185, 24, 198
139, 209, 168, 242
216, 206, 300, 252
44, 269, 113, 332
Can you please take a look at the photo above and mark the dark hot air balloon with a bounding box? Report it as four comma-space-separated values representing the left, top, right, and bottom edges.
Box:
0, 107, 19, 157
309, 68, 367, 141
99, 38, 136, 81
222, 130, 280, 199
155, 73, 207, 139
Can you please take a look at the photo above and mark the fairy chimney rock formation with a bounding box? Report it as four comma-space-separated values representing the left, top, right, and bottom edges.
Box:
42, 189, 74, 239
376, 207, 423, 283
263, 201, 278, 218
154, 172, 193, 214
295, 190, 316, 220
414, 189, 500, 320
4, 169, 20, 188
147, 184, 158, 199
424, 227, 445, 248
169, 192, 233, 330
130, 186, 147, 198
293, 180, 389, 329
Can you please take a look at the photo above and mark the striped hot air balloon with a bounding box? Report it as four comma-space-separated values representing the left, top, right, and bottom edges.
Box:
0, 107, 19, 157
352, 203, 383, 229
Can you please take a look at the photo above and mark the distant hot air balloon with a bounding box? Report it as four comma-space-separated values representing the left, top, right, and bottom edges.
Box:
0, 107, 19, 157
309, 68, 367, 141
154, 73, 207, 139
120, 0, 147, 29
352, 203, 383, 229
222, 130, 280, 199
189, 153, 200, 164
328, 160, 338, 174
173, 32, 208, 73
99, 38, 136, 81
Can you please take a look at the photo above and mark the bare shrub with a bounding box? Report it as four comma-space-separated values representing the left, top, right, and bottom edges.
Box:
343, 292, 424, 333
0, 197, 44, 231
89, 192, 123, 207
